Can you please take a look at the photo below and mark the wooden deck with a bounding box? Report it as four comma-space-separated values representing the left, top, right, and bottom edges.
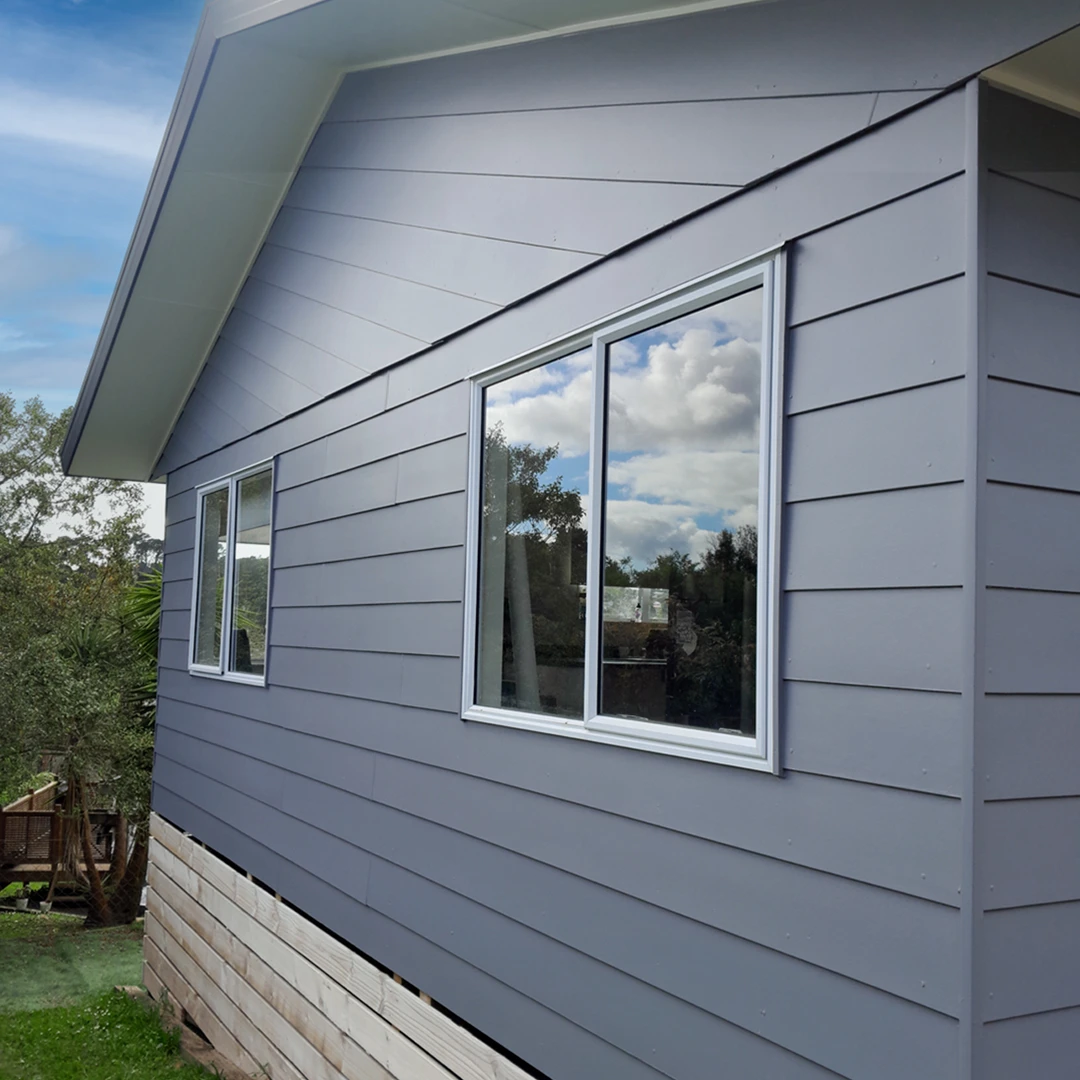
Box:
0, 808, 121, 887
3, 863, 112, 884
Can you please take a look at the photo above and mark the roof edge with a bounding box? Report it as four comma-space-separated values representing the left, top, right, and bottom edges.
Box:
61, 7, 218, 476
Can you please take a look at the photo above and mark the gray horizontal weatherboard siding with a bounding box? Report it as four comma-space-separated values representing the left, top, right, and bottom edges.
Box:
975, 88, 1080, 1072
153, 85, 974, 1080
152, 0, 993, 481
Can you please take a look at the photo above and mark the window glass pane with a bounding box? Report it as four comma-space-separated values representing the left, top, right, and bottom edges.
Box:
600, 286, 763, 736
476, 352, 591, 718
194, 487, 229, 667
229, 469, 272, 676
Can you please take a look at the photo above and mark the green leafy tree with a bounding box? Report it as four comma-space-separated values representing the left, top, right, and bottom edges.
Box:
481, 425, 589, 703
0, 393, 155, 924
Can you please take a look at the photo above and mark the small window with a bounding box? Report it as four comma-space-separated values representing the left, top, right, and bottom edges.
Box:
190, 462, 274, 684
462, 255, 783, 770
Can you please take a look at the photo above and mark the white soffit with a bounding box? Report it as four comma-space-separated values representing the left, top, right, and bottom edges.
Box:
62, 0, 767, 481
985, 24, 1080, 116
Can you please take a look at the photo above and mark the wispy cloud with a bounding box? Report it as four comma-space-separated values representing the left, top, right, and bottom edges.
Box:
0, 80, 166, 164
0, 1, 201, 536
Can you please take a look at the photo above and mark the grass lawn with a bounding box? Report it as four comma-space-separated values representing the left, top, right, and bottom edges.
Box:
0, 914, 212, 1079
0, 913, 144, 1013
0, 991, 213, 1080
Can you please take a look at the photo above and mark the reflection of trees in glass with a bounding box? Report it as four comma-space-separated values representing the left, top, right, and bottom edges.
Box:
194, 490, 228, 667
479, 423, 587, 715
480, 424, 758, 732
602, 526, 757, 733
232, 556, 269, 671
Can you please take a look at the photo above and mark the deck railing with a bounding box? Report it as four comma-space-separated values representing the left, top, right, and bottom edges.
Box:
2, 780, 59, 814
0, 811, 58, 866
0, 809, 120, 879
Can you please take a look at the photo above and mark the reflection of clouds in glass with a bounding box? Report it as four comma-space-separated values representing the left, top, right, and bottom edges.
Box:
482, 288, 764, 567
670, 286, 763, 344
604, 500, 720, 565
609, 449, 758, 521
608, 327, 761, 452
486, 349, 592, 457
604, 287, 764, 569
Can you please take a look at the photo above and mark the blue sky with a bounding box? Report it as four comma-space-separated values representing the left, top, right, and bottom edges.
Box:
0, 0, 201, 413
1, 0, 203, 534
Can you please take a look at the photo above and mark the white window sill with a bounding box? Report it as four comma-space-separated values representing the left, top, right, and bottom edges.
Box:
188, 667, 267, 687
463, 706, 777, 772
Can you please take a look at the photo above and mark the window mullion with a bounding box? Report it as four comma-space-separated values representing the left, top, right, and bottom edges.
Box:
582, 334, 607, 726
221, 475, 238, 676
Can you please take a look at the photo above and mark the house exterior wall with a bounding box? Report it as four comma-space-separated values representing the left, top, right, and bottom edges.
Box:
975, 87, 1080, 1078
153, 73, 975, 1080
153, 0, 964, 477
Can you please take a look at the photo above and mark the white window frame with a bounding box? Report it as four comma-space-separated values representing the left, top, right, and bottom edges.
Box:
460, 249, 786, 772
188, 459, 275, 686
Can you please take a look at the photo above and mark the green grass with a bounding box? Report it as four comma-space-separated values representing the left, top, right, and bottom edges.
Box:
0, 915, 212, 1078
0, 990, 212, 1080
0, 881, 48, 900
0, 914, 145, 1014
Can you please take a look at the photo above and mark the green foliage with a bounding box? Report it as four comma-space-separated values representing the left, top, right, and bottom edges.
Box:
0, 882, 48, 900
0, 396, 161, 923
0, 394, 150, 805
604, 526, 759, 729
482, 424, 589, 673
482, 423, 584, 542
232, 556, 269, 664
123, 568, 162, 704
0, 773, 54, 811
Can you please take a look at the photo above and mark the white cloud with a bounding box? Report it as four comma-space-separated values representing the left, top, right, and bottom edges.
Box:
607, 329, 761, 453
604, 500, 718, 565
0, 79, 166, 164
485, 294, 766, 566
609, 449, 758, 517
141, 481, 166, 541
490, 302, 762, 460
487, 359, 593, 458
0, 223, 104, 295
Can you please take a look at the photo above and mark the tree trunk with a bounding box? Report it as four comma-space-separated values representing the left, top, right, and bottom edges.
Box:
108, 825, 149, 925
112, 813, 128, 880
56, 782, 84, 890
78, 778, 113, 927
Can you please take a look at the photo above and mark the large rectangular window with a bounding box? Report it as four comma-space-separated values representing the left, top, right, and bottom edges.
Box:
462, 256, 783, 770
190, 462, 274, 684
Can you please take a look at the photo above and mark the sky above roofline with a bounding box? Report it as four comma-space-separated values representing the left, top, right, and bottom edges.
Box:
0, 0, 203, 535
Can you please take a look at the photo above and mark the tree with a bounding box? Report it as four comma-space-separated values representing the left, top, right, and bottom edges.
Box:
479, 425, 588, 710
604, 527, 758, 732
0, 393, 153, 924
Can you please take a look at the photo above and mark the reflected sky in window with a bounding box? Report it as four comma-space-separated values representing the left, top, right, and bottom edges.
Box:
484, 349, 592, 499
606, 286, 763, 568
485, 287, 763, 569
